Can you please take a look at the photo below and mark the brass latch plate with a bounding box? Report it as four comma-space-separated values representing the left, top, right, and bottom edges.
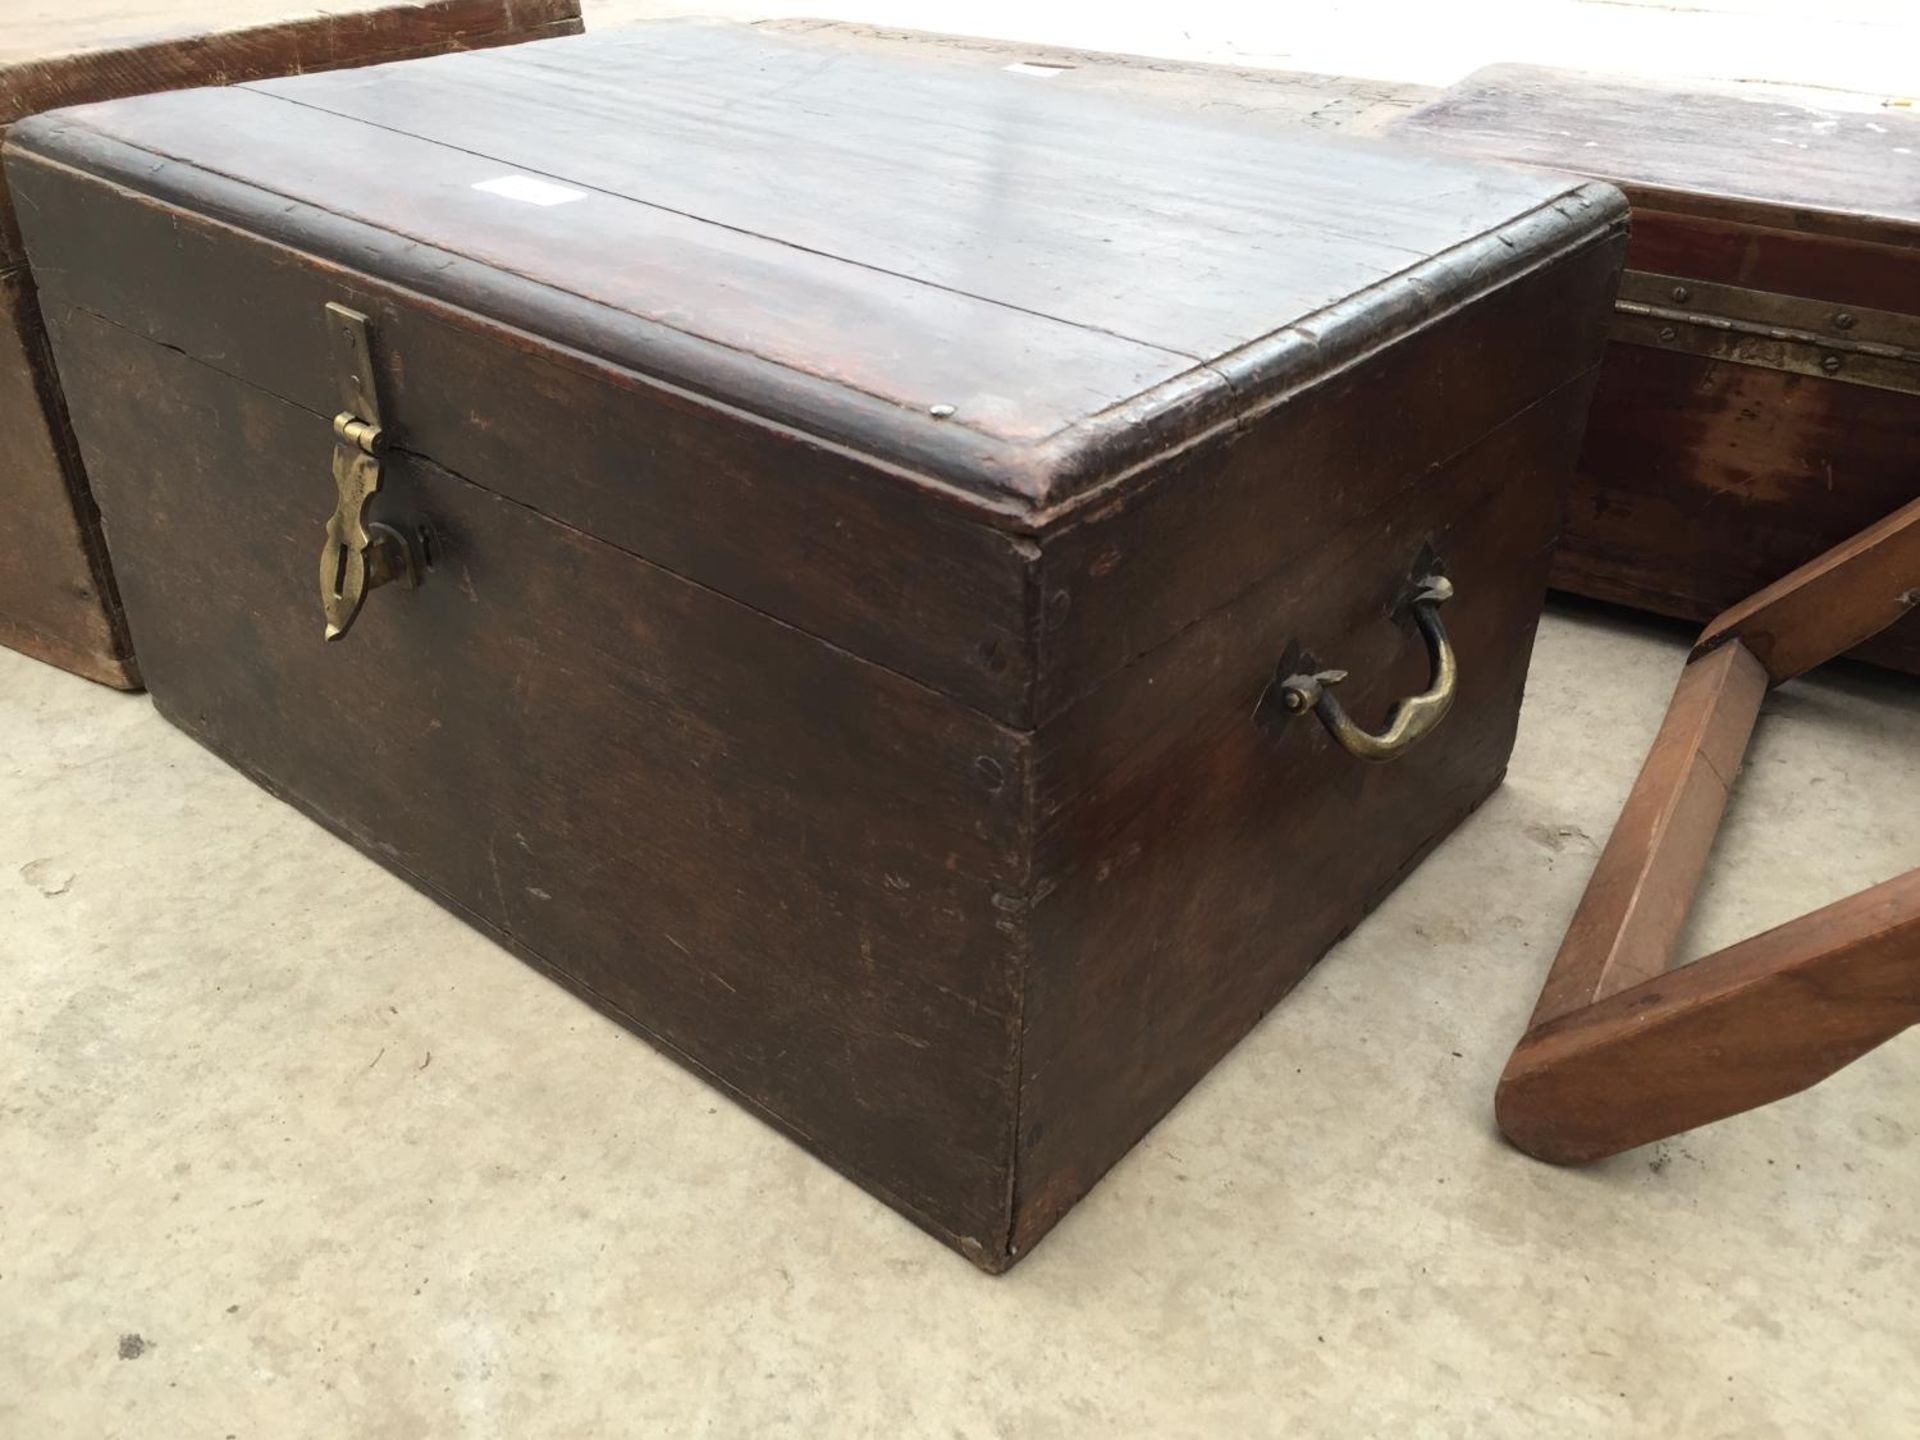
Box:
1612, 270, 1920, 397
320, 302, 416, 641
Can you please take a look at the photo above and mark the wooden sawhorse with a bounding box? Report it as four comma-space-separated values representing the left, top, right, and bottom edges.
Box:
1499, 496, 1920, 1162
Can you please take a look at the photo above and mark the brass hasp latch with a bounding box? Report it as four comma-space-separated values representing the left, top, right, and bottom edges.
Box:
320, 302, 420, 641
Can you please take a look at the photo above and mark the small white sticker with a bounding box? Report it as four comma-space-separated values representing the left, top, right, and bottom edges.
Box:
1003, 62, 1066, 78
471, 174, 586, 207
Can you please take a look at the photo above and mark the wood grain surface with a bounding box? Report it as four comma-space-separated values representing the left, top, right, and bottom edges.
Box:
16, 24, 1628, 1266
1527, 641, 1768, 1029
52, 305, 1033, 1262
0, 265, 134, 686
10, 22, 1609, 509
1013, 373, 1594, 1250
1504, 462, 1919, 1166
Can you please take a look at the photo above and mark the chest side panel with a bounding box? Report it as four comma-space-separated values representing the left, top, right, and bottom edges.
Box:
1565, 346, 1920, 675
1010, 370, 1598, 1258
1569, 205, 1920, 673
1033, 219, 1628, 719
11, 25, 1598, 505
49, 300, 1031, 1262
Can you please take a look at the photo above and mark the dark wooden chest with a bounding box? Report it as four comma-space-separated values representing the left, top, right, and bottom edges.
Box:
7, 24, 1626, 1268
1393, 65, 1920, 674
0, 0, 582, 689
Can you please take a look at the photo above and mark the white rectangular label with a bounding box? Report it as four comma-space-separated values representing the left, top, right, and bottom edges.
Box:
471, 174, 587, 207
1003, 62, 1067, 77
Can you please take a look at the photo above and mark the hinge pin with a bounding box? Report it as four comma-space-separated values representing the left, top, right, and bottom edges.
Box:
332, 413, 387, 455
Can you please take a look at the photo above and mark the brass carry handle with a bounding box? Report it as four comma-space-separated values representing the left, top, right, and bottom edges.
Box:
1265, 575, 1458, 763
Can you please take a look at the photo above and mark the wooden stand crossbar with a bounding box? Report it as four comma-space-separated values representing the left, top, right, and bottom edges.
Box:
1498, 496, 1920, 1163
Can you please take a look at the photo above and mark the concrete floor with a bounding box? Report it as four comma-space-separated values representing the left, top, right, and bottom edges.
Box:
5, 601, 1917, 1436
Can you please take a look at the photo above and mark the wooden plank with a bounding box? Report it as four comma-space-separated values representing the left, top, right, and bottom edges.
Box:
242, 23, 1580, 361
0, 264, 135, 687
1626, 208, 1920, 314
1528, 641, 1769, 1028
10, 89, 1199, 457
1390, 64, 1920, 246
1500, 866, 1920, 1164
1694, 494, 1920, 683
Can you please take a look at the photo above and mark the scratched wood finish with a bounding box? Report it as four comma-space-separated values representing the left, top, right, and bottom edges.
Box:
0, 0, 581, 689
1392, 67, 1920, 676
14, 26, 1627, 1268
1500, 867, 1920, 1165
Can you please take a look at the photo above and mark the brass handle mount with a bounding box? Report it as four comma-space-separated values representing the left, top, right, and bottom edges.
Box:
1257, 570, 1459, 764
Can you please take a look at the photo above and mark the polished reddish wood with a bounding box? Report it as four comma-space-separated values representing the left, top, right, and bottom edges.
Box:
13, 25, 1627, 1267
1501, 501, 1920, 1164
1502, 869, 1920, 1164
1528, 641, 1768, 1029
1392, 65, 1920, 676
0, 0, 582, 689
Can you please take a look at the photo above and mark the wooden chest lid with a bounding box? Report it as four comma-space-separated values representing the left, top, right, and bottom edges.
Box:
6, 23, 1620, 516
1391, 64, 1920, 249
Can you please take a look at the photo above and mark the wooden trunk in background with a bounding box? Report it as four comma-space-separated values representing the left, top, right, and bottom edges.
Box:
1391, 65, 1920, 675
9, 23, 1627, 1268
0, 0, 584, 688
